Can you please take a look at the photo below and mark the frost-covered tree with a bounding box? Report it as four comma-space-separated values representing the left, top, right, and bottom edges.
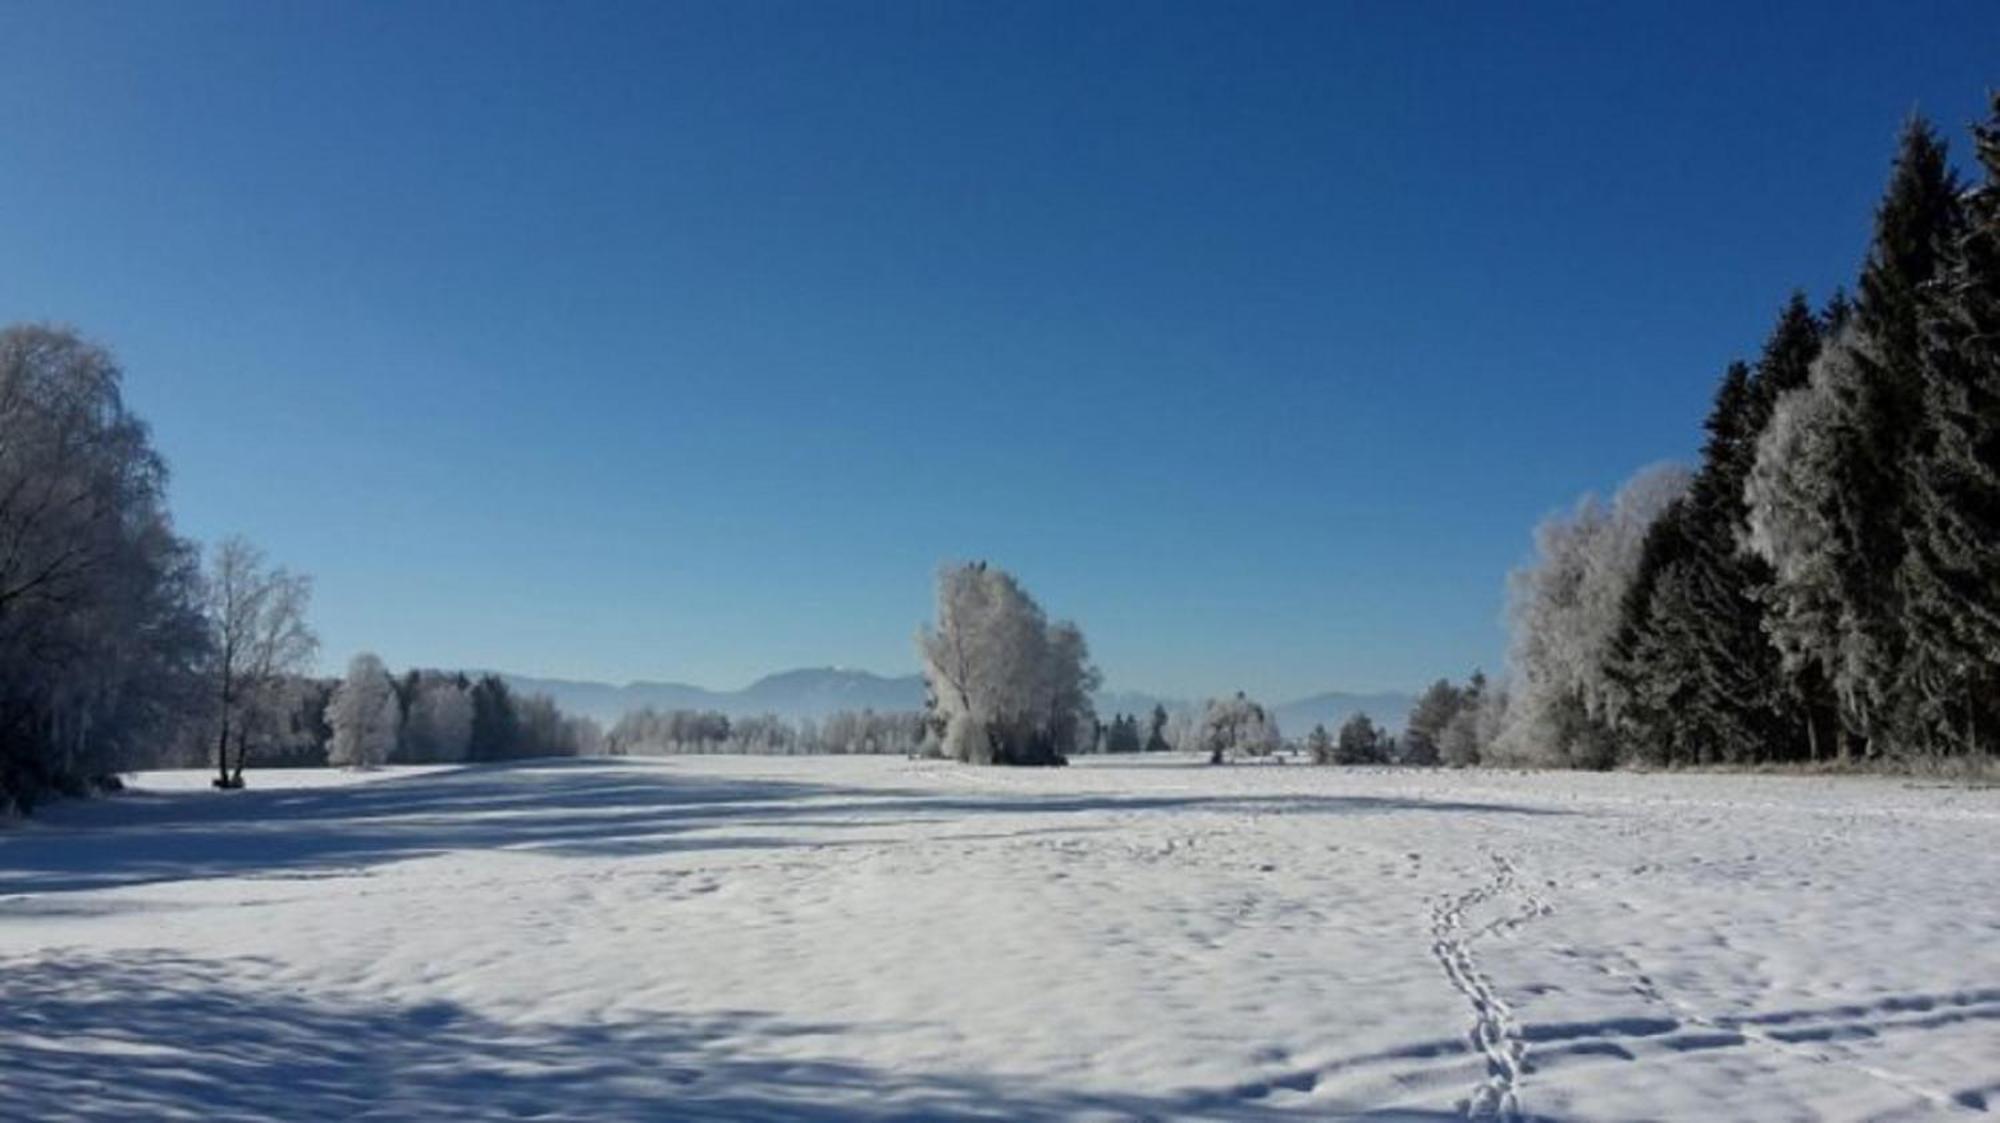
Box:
1305, 723, 1335, 765
1196, 692, 1280, 764
1746, 336, 1856, 757
402, 673, 473, 762
204, 536, 317, 787
0, 325, 211, 810
917, 562, 1100, 766
1435, 671, 1497, 767
726, 713, 796, 754
1494, 463, 1689, 767
326, 653, 399, 768
1746, 121, 1964, 758
1404, 679, 1466, 764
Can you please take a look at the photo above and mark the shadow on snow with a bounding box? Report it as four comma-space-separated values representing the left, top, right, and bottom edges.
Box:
0, 950, 1463, 1122
0, 757, 1567, 896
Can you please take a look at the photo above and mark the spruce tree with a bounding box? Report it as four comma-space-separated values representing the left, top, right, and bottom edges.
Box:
1606, 498, 1699, 764
1898, 95, 2000, 754
1612, 350, 1802, 765
1823, 117, 1960, 753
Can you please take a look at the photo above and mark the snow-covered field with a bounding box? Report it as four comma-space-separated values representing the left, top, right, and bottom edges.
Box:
2, 756, 1997, 1121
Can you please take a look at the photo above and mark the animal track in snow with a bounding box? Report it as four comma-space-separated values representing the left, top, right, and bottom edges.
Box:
1430, 852, 1551, 1121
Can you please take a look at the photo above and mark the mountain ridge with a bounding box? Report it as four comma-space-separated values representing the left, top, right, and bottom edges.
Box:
498, 667, 1413, 732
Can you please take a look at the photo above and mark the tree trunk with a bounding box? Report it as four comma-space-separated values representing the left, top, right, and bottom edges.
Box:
230, 727, 247, 788
214, 711, 232, 788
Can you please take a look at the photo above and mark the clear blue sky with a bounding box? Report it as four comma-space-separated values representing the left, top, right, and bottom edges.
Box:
2, 2, 1993, 700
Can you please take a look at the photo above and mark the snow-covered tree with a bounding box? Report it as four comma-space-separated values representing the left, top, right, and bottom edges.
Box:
1305, 723, 1335, 765
917, 562, 1100, 766
204, 537, 317, 787
1745, 340, 1854, 753
1494, 463, 1689, 767
0, 325, 211, 810
326, 653, 399, 768
1404, 679, 1466, 764
1196, 692, 1280, 764
1438, 673, 1502, 767
402, 673, 473, 762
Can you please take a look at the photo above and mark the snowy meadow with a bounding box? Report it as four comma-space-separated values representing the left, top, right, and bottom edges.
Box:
3, 756, 1996, 1121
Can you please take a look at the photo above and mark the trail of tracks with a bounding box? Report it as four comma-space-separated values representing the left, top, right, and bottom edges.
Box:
1429, 853, 1551, 1121
1572, 946, 1991, 1116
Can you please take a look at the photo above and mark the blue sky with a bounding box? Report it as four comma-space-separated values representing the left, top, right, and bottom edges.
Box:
1, 2, 1993, 699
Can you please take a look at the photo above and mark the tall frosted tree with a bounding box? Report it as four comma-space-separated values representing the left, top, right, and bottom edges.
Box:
403, 672, 474, 762
1746, 335, 1856, 755
1494, 463, 1688, 767
1749, 119, 1963, 756
917, 562, 1100, 766
327, 653, 400, 768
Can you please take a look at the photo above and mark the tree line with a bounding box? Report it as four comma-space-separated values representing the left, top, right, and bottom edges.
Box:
1469, 98, 2000, 770
0, 324, 600, 811
604, 706, 928, 757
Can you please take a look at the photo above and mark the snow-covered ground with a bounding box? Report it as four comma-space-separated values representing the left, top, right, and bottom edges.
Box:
2, 756, 1997, 1121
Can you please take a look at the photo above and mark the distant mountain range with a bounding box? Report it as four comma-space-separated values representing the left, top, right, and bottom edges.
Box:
497, 668, 924, 727
500, 668, 1413, 733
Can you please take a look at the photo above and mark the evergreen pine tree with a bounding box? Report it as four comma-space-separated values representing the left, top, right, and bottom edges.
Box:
1797, 118, 1960, 754
1610, 345, 1812, 766
1144, 704, 1172, 752
1897, 94, 2000, 754
1840, 120, 1962, 751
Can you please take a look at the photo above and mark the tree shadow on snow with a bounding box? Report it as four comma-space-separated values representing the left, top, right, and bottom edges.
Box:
0, 950, 1464, 1121
0, 758, 1567, 896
